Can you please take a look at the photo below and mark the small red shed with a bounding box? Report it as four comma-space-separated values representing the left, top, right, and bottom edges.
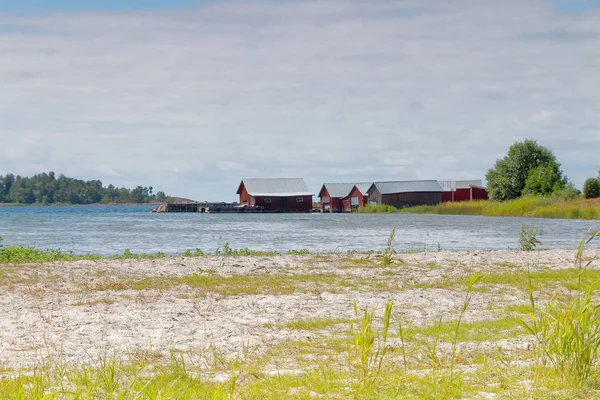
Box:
236, 178, 313, 212
318, 183, 371, 212
439, 180, 489, 202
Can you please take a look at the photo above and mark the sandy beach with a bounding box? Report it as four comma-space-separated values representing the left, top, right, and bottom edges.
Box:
1, 248, 595, 376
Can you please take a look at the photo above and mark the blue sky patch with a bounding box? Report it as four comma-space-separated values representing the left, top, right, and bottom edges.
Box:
553, 0, 600, 12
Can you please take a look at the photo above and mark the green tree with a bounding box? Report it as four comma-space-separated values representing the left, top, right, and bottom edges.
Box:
0, 172, 169, 205
583, 178, 600, 199
130, 186, 145, 204
486, 139, 566, 201
156, 191, 167, 202
523, 164, 565, 196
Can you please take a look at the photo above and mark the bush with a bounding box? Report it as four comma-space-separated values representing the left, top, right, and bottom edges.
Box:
583, 178, 600, 199
551, 184, 580, 200
519, 223, 540, 251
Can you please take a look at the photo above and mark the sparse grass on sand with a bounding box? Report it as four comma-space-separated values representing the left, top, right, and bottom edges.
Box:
1, 235, 599, 398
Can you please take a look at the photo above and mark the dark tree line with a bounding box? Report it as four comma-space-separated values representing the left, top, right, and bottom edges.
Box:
0, 172, 167, 205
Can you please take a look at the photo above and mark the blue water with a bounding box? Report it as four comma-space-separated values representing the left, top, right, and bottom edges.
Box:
0, 206, 597, 256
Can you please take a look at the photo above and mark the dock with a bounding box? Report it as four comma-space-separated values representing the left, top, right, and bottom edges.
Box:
150, 202, 264, 213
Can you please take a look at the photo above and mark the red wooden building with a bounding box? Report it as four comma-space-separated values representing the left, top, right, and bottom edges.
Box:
318, 183, 371, 212
367, 180, 444, 208
236, 178, 313, 212
439, 180, 488, 202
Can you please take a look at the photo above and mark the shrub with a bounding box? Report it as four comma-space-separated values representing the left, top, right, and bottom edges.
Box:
583, 178, 600, 199
381, 225, 396, 266
519, 223, 540, 251
551, 184, 580, 200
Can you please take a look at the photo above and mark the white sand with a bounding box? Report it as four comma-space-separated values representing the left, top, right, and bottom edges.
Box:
0, 248, 596, 371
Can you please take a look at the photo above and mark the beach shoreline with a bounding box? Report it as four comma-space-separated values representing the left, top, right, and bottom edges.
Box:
1, 248, 595, 371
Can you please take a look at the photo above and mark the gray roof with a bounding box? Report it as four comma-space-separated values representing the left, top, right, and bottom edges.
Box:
320, 182, 372, 198
371, 180, 443, 195
238, 178, 313, 196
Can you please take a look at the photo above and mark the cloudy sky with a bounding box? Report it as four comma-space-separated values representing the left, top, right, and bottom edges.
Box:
0, 0, 598, 201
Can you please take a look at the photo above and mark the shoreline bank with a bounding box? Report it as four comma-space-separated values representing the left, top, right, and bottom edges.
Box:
2, 247, 600, 397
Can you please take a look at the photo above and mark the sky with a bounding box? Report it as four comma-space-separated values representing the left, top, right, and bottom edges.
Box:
0, 0, 598, 201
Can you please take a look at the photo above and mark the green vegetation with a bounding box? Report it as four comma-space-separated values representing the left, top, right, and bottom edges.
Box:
349, 300, 393, 385
214, 242, 310, 256
279, 317, 351, 331
450, 273, 482, 382
0, 238, 312, 265
519, 223, 540, 251
358, 141, 594, 219
3, 236, 600, 398
380, 225, 396, 266
357, 203, 399, 213
0, 240, 171, 264
398, 195, 600, 219
0, 171, 168, 205
523, 232, 600, 386
486, 139, 569, 201
91, 272, 378, 297
583, 173, 600, 199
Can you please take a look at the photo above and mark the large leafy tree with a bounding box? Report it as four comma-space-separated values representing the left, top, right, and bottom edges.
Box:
486, 140, 566, 201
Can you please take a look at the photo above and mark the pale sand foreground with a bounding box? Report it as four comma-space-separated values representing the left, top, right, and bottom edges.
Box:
0, 248, 597, 373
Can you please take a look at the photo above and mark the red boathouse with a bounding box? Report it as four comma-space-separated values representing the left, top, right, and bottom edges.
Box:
439, 180, 488, 202
318, 183, 371, 212
237, 178, 313, 212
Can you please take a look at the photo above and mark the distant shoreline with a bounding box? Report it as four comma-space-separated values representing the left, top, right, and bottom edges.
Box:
0, 203, 160, 207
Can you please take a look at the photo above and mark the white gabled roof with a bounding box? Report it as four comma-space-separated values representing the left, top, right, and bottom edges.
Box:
237, 178, 313, 196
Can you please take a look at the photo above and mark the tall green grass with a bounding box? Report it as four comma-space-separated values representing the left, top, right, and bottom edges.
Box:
357, 203, 399, 213
381, 225, 396, 266
349, 300, 393, 385
398, 196, 600, 219
522, 231, 600, 386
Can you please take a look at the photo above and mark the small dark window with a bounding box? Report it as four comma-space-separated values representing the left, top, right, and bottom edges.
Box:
296, 197, 304, 203
264, 198, 272, 203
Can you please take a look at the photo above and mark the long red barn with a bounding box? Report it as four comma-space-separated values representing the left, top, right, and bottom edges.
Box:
237, 178, 313, 212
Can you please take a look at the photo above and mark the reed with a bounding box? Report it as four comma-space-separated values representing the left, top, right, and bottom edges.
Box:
349, 300, 393, 385
522, 231, 600, 386
450, 273, 482, 382
381, 225, 397, 266
397, 196, 600, 219
357, 203, 399, 213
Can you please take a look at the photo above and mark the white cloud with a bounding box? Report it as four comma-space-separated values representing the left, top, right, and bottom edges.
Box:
0, 0, 599, 200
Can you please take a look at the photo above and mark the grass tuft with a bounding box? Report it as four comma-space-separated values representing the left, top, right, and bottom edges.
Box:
522, 231, 600, 386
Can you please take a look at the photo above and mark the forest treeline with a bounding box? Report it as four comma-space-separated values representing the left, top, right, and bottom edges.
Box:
0, 172, 168, 205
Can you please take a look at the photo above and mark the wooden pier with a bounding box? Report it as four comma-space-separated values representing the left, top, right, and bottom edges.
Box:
150, 202, 264, 213
165, 203, 201, 213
